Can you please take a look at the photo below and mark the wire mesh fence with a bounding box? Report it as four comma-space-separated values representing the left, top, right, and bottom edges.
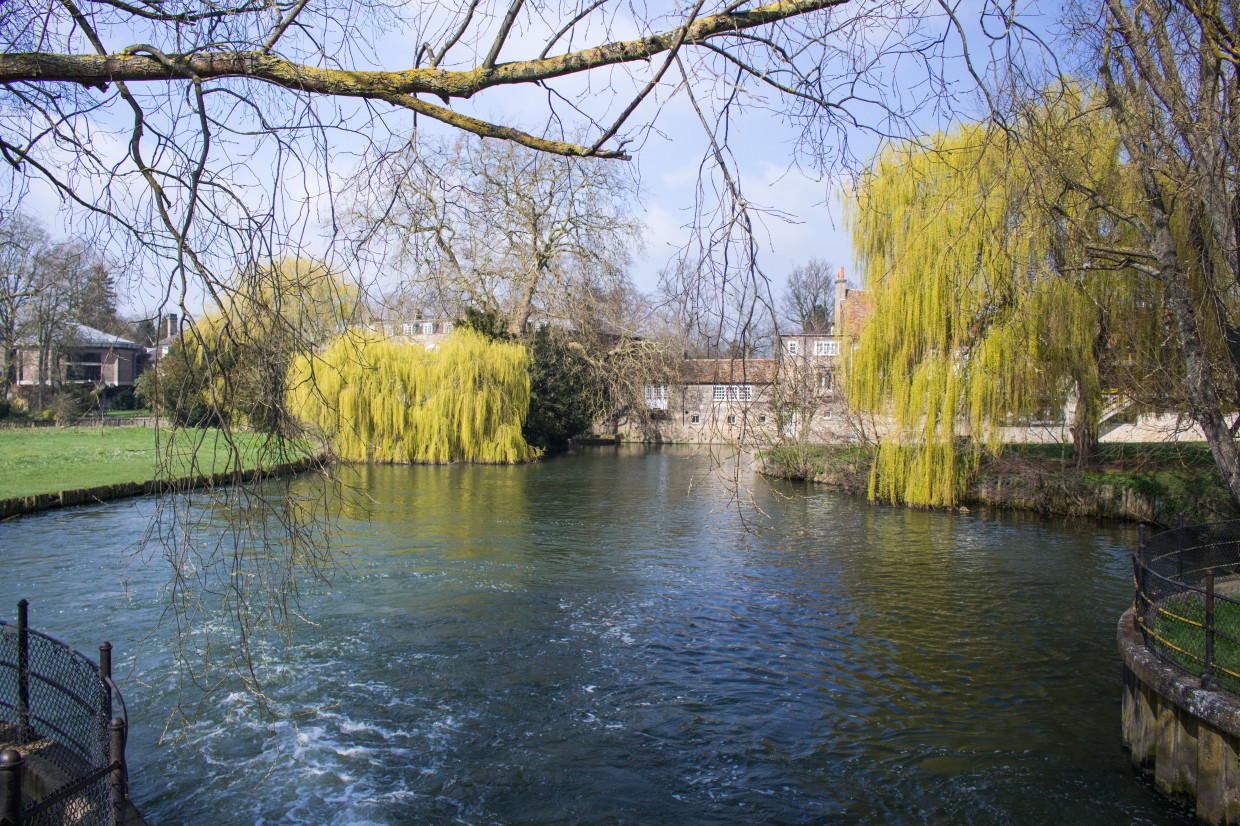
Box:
1133, 518, 1240, 693
0, 601, 128, 826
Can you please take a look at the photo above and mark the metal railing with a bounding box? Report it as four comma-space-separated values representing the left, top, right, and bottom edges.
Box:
0, 601, 130, 826
1133, 518, 1240, 692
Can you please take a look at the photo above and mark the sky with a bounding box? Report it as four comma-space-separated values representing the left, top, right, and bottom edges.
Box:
6, 0, 1061, 322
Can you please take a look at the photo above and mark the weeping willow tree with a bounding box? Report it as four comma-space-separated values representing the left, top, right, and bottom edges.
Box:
847, 88, 1172, 507
288, 327, 539, 464
146, 257, 360, 433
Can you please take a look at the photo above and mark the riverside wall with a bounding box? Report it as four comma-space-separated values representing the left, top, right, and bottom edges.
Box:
1120, 609, 1240, 823
0, 456, 321, 520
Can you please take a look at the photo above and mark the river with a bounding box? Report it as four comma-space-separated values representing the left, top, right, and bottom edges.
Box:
0, 446, 1192, 824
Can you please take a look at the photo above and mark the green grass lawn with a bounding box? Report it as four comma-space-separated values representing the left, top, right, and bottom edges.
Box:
0, 426, 309, 499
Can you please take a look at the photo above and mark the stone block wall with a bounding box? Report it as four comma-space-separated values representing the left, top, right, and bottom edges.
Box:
1120, 609, 1240, 823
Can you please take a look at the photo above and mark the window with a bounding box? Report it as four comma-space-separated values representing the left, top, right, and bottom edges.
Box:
645, 385, 669, 410
66, 364, 102, 382
401, 323, 416, 337
817, 369, 834, 393
726, 414, 737, 424
712, 385, 753, 402
814, 340, 839, 357
786, 340, 798, 355
690, 414, 701, 424
758, 414, 767, 424
421, 322, 436, 335
442, 321, 454, 333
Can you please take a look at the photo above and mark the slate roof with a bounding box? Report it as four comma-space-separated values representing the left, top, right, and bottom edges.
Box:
17, 323, 142, 349
68, 324, 143, 349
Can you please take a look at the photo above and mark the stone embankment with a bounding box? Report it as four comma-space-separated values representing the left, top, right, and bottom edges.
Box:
965, 474, 1167, 523
0, 456, 322, 520
1120, 609, 1240, 823
779, 459, 1190, 526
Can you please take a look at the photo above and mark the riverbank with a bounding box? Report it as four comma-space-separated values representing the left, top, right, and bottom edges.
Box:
0, 426, 322, 519
763, 442, 1238, 526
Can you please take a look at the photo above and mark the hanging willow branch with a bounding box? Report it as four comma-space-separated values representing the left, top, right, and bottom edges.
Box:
288, 327, 539, 464
846, 87, 1169, 507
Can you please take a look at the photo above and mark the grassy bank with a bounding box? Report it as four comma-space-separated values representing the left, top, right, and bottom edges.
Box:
764, 441, 1238, 525
0, 426, 309, 500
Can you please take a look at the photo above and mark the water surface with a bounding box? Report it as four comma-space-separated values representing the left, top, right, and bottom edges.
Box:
0, 446, 1192, 824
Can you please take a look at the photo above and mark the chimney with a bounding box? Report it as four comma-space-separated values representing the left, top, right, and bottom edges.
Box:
834, 268, 847, 335
164, 314, 178, 340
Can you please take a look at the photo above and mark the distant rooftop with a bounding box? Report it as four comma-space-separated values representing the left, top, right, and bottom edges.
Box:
18, 323, 143, 349
679, 358, 778, 385
70, 323, 143, 349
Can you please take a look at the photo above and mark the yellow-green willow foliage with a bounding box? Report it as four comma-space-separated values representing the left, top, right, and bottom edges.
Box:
288, 328, 540, 464
148, 258, 360, 431
847, 88, 1165, 507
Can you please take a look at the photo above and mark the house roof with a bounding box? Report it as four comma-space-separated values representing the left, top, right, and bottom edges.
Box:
17, 323, 142, 349
69, 324, 143, 349
679, 358, 778, 385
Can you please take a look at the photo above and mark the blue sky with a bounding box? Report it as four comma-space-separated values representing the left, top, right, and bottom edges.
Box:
7, 0, 1062, 320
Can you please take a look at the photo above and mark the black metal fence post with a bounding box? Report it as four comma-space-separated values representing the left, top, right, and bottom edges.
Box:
1177, 514, 1186, 580
1205, 569, 1217, 689
109, 717, 126, 826
1135, 526, 1147, 627
0, 747, 23, 826
99, 642, 112, 721
15, 602, 28, 740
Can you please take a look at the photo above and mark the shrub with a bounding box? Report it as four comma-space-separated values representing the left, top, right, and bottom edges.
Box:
45, 386, 91, 424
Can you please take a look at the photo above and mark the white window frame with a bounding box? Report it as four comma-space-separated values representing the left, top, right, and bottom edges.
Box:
401, 323, 416, 337
814, 340, 839, 357
712, 384, 753, 403
786, 340, 799, 355
421, 322, 436, 335
645, 384, 669, 410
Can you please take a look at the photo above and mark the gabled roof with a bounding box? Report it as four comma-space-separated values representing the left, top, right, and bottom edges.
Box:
678, 358, 778, 385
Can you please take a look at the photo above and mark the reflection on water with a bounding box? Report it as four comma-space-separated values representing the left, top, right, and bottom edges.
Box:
0, 446, 1193, 824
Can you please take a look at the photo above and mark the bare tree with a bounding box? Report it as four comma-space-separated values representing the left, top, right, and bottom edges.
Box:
0, 0, 1024, 326
658, 254, 777, 357
561, 280, 681, 430
352, 134, 642, 336
0, 211, 48, 394
24, 240, 99, 409
1045, 0, 1240, 505
780, 258, 837, 333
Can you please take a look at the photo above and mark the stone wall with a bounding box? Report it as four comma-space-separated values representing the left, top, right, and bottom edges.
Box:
1120, 609, 1240, 822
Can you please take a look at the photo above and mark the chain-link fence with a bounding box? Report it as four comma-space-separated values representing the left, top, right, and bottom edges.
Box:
1133, 518, 1240, 693
0, 601, 129, 826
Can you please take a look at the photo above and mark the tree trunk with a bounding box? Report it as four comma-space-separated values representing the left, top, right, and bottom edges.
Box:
1070, 403, 1098, 469
1150, 190, 1240, 507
